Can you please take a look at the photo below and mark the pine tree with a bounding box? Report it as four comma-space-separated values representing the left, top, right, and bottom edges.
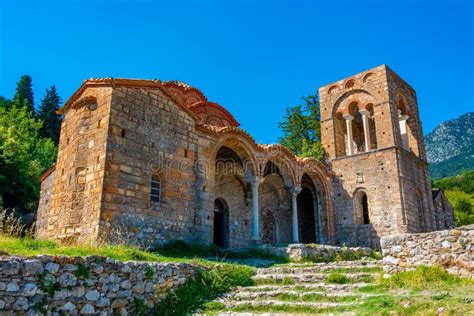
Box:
0, 96, 12, 109
13, 75, 35, 114
37, 85, 62, 144
278, 94, 325, 161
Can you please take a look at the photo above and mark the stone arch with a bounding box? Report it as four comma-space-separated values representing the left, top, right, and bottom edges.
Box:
297, 166, 335, 244
396, 92, 420, 156
353, 188, 370, 225
259, 160, 293, 244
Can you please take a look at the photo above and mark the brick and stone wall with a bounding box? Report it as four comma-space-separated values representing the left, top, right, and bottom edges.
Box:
0, 255, 198, 314
381, 225, 474, 278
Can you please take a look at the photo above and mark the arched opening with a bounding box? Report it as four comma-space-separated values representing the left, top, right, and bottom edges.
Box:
213, 198, 229, 248
259, 160, 292, 244
298, 174, 319, 243
349, 102, 365, 153
213, 144, 254, 248
365, 104, 378, 150
355, 190, 370, 225
297, 187, 316, 243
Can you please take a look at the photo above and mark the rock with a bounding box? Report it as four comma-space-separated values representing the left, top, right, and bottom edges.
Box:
63, 264, 78, 272
21, 283, 37, 296
53, 289, 71, 300
6, 282, 19, 292
111, 298, 128, 308
109, 273, 121, 283
441, 241, 451, 249
0, 282, 6, 291
0, 300, 5, 309
12, 297, 29, 310
45, 262, 60, 274
24, 260, 44, 275
81, 303, 95, 314
120, 279, 132, 290
61, 302, 76, 311
59, 272, 77, 287
85, 289, 100, 301
97, 297, 110, 307
2, 260, 21, 275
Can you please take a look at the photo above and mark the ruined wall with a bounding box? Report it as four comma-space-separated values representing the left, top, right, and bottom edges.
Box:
100, 86, 201, 248
36, 169, 55, 239
433, 191, 455, 230
0, 255, 197, 314
37, 87, 113, 242
381, 226, 473, 278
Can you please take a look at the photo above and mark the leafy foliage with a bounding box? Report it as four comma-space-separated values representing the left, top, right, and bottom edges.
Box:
278, 94, 324, 160
433, 171, 474, 226
0, 103, 56, 213
154, 263, 254, 315
37, 85, 62, 144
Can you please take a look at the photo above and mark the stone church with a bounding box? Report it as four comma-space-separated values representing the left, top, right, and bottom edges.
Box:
36, 65, 454, 249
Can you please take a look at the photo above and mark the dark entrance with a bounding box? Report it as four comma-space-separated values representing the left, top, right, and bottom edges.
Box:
362, 193, 370, 224
213, 198, 229, 248
297, 187, 316, 243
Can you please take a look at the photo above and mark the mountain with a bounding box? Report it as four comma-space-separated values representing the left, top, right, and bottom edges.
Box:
425, 112, 474, 180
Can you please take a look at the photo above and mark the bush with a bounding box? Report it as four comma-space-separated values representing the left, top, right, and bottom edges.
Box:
154, 263, 254, 315
325, 272, 349, 284
383, 266, 469, 290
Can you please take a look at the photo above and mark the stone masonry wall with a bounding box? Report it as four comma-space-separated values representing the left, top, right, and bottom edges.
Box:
100, 86, 200, 248
36, 169, 55, 239
381, 225, 474, 278
0, 255, 198, 314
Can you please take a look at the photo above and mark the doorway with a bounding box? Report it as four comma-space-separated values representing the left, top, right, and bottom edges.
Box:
213, 198, 229, 248
297, 187, 316, 243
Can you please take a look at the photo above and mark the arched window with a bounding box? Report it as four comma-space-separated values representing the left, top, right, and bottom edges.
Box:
150, 174, 162, 202
355, 190, 370, 225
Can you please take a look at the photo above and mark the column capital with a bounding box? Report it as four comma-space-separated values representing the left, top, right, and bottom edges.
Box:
245, 175, 264, 185
289, 186, 302, 195
359, 108, 371, 116
343, 113, 354, 121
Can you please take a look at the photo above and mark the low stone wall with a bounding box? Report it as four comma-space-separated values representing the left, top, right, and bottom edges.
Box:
0, 255, 198, 314
259, 243, 375, 262
381, 225, 474, 278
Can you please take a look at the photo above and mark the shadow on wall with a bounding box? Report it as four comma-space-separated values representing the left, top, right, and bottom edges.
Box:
331, 176, 381, 249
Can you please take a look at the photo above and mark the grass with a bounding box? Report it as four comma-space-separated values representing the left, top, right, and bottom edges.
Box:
325, 272, 350, 284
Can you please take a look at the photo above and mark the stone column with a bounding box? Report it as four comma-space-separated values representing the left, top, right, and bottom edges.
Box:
343, 114, 355, 155
359, 109, 372, 152
398, 110, 410, 150
247, 176, 263, 241
290, 187, 302, 243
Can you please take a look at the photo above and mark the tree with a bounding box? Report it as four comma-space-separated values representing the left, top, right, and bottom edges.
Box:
13, 75, 35, 114
278, 94, 325, 161
0, 104, 57, 213
37, 85, 62, 144
0, 96, 12, 109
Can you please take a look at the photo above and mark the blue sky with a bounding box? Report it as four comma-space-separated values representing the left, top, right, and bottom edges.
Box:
0, 0, 472, 144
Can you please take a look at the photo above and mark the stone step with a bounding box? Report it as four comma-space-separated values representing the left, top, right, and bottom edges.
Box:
236, 282, 370, 293
222, 289, 380, 301
255, 265, 382, 275
252, 272, 377, 284
218, 299, 359, 309
270, 260, 382, 269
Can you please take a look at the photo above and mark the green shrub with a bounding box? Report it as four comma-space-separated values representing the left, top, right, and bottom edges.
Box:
154, 263, 254, 315
74, 263, 90, 279
383, 266, 469, 290
325, 272, 349, 284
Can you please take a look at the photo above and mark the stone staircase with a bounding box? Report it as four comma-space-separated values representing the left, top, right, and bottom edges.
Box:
206, 260, 383, 315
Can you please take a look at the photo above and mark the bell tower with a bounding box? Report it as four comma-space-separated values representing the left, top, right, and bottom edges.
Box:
319, 65, 436, 247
